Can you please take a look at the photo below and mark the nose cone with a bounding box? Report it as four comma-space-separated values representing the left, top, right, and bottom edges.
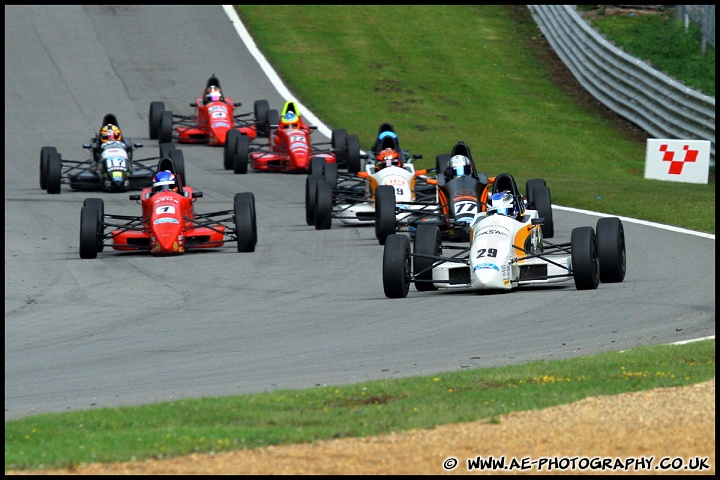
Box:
158, 234, 179, 253
291, 150, 310, 170
471, 263, 507, 289
210, 127, 231, 146
111, 171, 125, 184
151, 220, 183, 254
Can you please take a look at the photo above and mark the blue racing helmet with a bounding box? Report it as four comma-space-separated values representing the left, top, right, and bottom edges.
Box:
152, 170, 177, 193
489, 191, 517, 217
281, 111, 299, 128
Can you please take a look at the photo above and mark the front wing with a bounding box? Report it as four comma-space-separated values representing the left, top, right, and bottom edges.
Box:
65, 157, 159, 192
100, 209, 243, 252
412, 240, 575, 290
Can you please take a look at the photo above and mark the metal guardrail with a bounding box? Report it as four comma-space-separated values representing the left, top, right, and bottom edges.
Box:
675, 5, 715, 53
528, 5, 715, 165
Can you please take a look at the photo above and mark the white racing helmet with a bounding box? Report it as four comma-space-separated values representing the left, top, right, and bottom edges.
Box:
448, 155, 471, 178
489, 191, 517, 217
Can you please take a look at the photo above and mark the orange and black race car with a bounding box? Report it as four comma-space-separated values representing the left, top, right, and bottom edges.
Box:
382, 141, 554, 242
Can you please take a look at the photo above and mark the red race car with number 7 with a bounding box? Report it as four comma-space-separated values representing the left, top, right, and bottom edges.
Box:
223, 100, 362, 174
79, 157, 257, 258
149, 74, 271, 147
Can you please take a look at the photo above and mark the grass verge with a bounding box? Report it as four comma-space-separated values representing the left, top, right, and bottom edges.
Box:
5, 339, 715, 471
579, 5, 715, 96
237, 5, 714, 234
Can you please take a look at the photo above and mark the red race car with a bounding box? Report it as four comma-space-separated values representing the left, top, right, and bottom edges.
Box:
223, 100, 361, 174
149, 75, 271, 147
79, 157, 257, 258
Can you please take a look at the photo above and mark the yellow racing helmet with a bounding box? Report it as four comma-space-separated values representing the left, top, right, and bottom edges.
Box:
100, 124, 123, 143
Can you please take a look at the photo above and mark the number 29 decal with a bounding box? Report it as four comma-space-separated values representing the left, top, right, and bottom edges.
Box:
476, 248, 498, 258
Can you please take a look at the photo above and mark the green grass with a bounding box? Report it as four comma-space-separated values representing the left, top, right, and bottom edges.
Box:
5, 340, 715, 471
237, 5, 714, 234
581, 6, 715, 96
5, 6, 715, 472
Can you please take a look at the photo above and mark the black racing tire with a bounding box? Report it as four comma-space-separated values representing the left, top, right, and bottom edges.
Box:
233, 135, 250, 174
46, 151, 63, 194
248, 191, 258, 246
149, 101, 165, 140
159, 142, 175, 159
39, 146, 56, 190
436, 153, 452, 178
571, 226, 600, 290
314, 180, 334, 230
254, 99, 270, 137
532, 185, 554, 238
169, 149, 186, 186
224, 129, 241, 170
159, 110, 173, 144
413, 224, 440, 291
383, 234, 411, 298
375, 185, 396, 245
234, 192, 256, 252
596, 217, 626, 283
345, 134, 361, 173
323, 162, 339, 187
305, 174, 321, 226
309, 156, 326, 177
525, 178, 546, 208
266, 109, 280, 128
331, 128, 347, 165
83, 198, 105, 252
79, 205, 100, 259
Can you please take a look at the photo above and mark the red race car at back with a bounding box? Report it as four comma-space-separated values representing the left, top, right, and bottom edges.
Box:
79, 157, 257, 258
223, 100, 361, 174
149, 75, 271, 147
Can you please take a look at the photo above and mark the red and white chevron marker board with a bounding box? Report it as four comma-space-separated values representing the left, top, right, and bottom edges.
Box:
644, 139, 711, 184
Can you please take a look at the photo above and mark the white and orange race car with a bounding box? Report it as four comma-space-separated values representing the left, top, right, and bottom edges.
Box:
381, 173, 626, 298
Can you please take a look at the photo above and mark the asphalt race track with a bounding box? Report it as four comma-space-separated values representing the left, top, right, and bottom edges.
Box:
4, 5, 716, 421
